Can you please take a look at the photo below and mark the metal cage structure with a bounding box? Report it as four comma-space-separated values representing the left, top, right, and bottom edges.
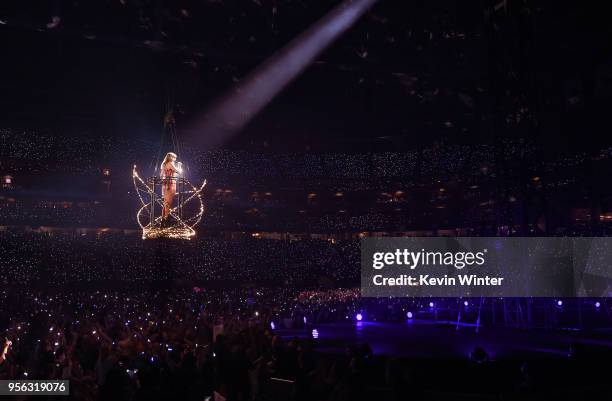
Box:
132, 165, 206, 240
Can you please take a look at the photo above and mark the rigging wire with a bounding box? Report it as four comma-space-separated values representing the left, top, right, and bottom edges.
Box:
150, 87, 189, 176
151, 89, 175, 173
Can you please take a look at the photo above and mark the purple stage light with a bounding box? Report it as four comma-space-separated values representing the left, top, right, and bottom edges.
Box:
406, 311, 413, 319
595, 302, 601, 308
355, 313, 363, 321
557, 300, 563, 306
270, 321, 276, 330
464, 301, 469, 306
429, 302, 434, 308
311, 329, 319, 339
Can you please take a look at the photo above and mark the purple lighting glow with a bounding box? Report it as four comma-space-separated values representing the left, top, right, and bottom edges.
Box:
355, 313, 363, 321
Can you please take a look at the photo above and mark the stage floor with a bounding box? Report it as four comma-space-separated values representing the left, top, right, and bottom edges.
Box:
279, 320, 612, 360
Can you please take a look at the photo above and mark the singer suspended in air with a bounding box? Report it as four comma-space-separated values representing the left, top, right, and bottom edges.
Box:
160, 152, 183, 223
132, 153, 207, 240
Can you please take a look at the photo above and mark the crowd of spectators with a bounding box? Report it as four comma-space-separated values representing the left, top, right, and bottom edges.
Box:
2, 127, 611, 234
4, 126, 610, 183
2, 284, 612, 400
0, 127, 511, 178
1, 230, 612, 400
0, 127, 153, 175
0, 232, 360, 287
0, 287, 370, 401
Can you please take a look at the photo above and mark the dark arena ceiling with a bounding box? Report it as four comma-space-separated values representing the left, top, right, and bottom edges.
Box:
0, 1, 611, 152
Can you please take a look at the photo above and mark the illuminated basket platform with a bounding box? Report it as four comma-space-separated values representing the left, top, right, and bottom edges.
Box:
141, 225, 196, 240
132, 166, 206, 240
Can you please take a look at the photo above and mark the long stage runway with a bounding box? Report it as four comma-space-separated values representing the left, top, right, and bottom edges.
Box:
279, 320, 612, 360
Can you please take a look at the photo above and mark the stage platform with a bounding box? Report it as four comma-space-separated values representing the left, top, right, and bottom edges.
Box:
278, 320, 612, 360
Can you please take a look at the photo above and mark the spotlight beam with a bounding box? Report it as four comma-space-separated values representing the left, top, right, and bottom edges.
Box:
187, 0, 378, 147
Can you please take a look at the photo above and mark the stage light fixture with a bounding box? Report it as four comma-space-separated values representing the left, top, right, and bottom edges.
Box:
470, 346, 490, 364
